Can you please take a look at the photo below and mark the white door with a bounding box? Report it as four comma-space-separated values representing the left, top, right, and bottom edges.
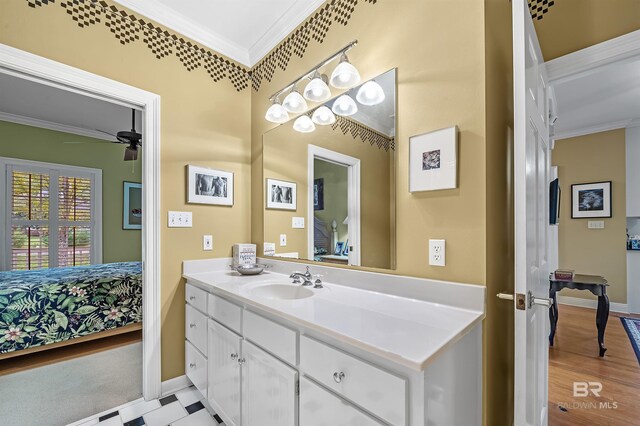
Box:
513, 0, 552, 425
208, 320, 242, 426
241, 340, 297, 426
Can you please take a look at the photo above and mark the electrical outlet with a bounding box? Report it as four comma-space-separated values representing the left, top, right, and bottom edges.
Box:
292, 217, 305, 229
168, 211, 193, 228
203, 235, 213, 251
429, 239, 446, 267
280, 234, 287, 247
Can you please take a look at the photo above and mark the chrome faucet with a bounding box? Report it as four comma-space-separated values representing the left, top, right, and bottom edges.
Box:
290, 266, 313, 286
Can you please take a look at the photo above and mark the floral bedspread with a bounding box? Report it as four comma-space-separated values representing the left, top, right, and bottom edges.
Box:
0, 262, 142, 355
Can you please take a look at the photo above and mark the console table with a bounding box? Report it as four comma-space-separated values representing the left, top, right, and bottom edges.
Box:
549, 274, 609, 357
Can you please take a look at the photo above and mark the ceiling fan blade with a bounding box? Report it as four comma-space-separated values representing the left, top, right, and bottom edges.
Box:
124, 147, 138, 161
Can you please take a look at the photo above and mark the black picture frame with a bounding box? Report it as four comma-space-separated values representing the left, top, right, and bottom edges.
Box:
314, 178, 324, 211
571, 181, 612, 219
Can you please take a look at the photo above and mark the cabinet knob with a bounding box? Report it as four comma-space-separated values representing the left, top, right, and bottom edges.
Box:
189, 296, 196, 301
231, 353, 239, 360
189, 362, 196, 369
333, 372, 345, 383
238, 358, 246, 365
189, 323, 196, 328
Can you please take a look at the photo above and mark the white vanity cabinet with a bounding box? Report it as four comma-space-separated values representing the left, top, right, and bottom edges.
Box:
208, 319, 242, 426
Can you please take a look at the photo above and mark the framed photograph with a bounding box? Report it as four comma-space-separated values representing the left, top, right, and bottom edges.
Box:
123, 182, 142, 230
187, 165, 234, 206
266, 178, 297, 210
571, 181, 612, 219
314, 178, 324, 211
409, 126, 458, 192
342, 240, 349, 256
335, 241, 345, 255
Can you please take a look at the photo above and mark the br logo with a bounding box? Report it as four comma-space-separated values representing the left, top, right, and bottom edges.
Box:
573, 381, 602, 397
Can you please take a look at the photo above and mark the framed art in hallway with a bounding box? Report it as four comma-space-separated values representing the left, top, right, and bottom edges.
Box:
187, 165, 234, 206
571, 181, 612, 219
266, 178, 297, 210
123, 182, 142, 230
409, 126, 458, 192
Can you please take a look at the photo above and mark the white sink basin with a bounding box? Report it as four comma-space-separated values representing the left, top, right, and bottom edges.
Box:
250, 284, 314, 300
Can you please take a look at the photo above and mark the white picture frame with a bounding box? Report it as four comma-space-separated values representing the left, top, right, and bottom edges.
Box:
187, 165, 234, 206
266, 178, 297, 210
409, 126, 458, 192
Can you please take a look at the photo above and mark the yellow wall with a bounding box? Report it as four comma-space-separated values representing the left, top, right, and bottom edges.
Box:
534, 0, 640, 60
0, 0, 252, 381
263, 123, 392, 269
0, 121, 142, 263
553, 130, 627, 303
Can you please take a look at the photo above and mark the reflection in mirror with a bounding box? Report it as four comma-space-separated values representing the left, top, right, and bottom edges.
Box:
263, 69, 396, 270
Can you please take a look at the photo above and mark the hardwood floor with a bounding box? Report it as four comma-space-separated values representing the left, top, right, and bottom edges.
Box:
0, 329, 142, 376
549, 305, 640, 426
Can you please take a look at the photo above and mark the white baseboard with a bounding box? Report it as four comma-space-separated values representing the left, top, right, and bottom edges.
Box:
161, 374, 192, 397
66, 397, 144, 426
557, 295, 628, 314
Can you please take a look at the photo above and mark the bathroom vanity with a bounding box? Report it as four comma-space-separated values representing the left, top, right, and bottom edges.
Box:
182, 258, 485, 426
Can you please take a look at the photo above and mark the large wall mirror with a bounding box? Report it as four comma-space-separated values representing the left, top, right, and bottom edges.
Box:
263, 68, 396, 270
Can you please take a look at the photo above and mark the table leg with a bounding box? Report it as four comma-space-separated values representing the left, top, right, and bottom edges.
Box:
596, 292, 609, 357
549, 288, 558, 346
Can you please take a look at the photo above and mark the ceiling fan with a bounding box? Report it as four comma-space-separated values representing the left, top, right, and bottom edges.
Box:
64, 108, 142, 161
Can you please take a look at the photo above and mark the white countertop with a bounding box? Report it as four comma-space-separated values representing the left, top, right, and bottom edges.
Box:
183, 260, 484, 371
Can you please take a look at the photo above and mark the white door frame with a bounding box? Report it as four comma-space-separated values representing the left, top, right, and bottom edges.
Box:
307, 145, 361, 266
0, 43, 162, 400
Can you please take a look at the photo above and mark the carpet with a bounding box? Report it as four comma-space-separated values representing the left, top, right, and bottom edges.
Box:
0, 341, 142, 426
620, 317, 640, 365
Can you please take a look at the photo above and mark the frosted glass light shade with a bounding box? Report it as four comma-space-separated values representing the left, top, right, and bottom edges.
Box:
293, 115, 316, 133
331, 94, 358, 116
330, 55, 361, 89
282, 87, 308, 114
265, 100, 289, 124
356, 80, 385, 106
312, 106, 336, 126
304, 74, 331, 102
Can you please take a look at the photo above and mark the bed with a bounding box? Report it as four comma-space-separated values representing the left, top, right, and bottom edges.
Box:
0, 262, 142, 358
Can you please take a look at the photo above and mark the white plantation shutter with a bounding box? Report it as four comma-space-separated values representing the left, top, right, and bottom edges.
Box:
2, 158, 102, 271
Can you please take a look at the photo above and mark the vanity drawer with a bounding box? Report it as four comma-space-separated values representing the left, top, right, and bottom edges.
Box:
186, 283, 207, 314
185, 304, 207, 354
186, 340, 207, 399
300, 377, 383, 426
243, 310, 297, 366
300, 336, 407, 426
208, 293, 242, 334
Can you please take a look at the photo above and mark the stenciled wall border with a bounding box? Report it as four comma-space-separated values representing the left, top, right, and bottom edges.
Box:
331, 115, 395, 152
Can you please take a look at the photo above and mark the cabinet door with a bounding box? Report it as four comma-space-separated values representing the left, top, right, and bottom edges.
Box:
208, 320, 242, 426
241, 340, 298, 426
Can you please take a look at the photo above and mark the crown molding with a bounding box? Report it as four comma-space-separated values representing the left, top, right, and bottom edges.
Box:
113, 0, 324, 67
552, 118, 640, 141
112, 0, 251, 66
248, 0, 325, 66
0, 111, 114, 142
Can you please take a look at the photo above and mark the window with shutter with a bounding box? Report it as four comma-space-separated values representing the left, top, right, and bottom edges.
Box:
1, 158, 102, 271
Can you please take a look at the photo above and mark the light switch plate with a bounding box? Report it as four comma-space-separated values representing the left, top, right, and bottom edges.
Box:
588, 221, 605, 229
292, 217, 305, 229
203, 235, 213, 251
168, 211, 193, 228
429, 239, 446, 267
279, 234, 287, 247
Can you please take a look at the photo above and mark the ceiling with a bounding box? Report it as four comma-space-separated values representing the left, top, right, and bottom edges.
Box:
0, 72, 140, 142
552, 58, 640, 139
113, 0, 325, 67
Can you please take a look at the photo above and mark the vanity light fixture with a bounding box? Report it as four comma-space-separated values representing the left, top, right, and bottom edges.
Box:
331, 94, 358, 116
293, 115, 316, 133
330, 53, 361, 89
282, 85, 308, 114
356, 80, 386, 106
265, 98, 290, 124
304, 71, 332, 103
312, 106, 336, 126
265, 40, 358, 123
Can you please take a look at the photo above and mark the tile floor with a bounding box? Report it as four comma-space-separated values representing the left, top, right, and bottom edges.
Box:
74, 386, 226, 426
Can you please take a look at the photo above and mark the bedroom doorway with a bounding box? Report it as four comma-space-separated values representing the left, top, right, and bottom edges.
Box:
0, 44, 161, 423
307, 145, 361, 266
